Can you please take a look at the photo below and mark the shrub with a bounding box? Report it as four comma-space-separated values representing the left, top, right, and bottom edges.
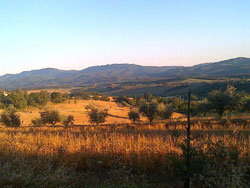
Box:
63, 115, 74, 127
100, 96, 110, 101
0, 107, 21, 127
92, 95, 100, 100
31, 118, 44, 126
157, 103, 173, 119
40, 110, 61, 125
128, 110, 140, 123
87, 107, 108, 125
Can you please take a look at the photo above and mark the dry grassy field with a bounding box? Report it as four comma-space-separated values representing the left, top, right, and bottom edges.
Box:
0, 99, 150, 126
0, 98, 249, 187
0, 122, 249, 188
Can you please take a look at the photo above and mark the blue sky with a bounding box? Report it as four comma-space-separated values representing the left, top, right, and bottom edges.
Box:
0, 0, 250, 75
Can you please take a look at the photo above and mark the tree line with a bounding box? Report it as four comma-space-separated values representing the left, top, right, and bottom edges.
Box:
0, 88, 68, 109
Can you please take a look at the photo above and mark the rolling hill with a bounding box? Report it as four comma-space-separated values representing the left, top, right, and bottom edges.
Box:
0, 57, 250, 90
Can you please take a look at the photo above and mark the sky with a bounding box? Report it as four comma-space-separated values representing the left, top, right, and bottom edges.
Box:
0, 0, 250, 75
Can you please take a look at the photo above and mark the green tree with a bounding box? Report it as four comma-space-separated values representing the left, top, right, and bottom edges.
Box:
51, 92, 66, 103
139, 102, 158, 123
225, 85, 240, 112
40, 110, 61, 125
0, 107, 21, 127
207, 90, 231, 117
29, 90, 50, 106
9, 88, 28, 109
171, 97, 184, 112
192, 99, 211, 116
128, 110, 140, 123
87, 107, 108, 125
157, 103, 173, 119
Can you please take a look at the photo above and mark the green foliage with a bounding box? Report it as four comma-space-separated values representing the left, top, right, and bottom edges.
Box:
70, 90, 93, 100
141, 93, 153, 102
243, 97, 250, 112
51, 92, 67, 103
171, 97, 184, 112
157, 103, 173, 119
192, 99, 211, 116
128, 110, 140, 123
92, 95, 100, 100
31, 118, 43, 126
39, 110, 61, 125
87, 106, 108, 125
114, 95, 137, 106
139, 102, 158, 123
0, 100, 5, 109
28, 90, 51, 106
9, 88, 28, 109
207, 86, 236, 117
194, 141, 249, 187
136, 97, 146, 107
63, 115, 74, 127
0, 107, 21, 127
100, 95, 110, 101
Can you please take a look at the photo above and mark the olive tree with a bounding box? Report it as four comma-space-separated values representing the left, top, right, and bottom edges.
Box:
40, 110, 61, 125
0, 107, 21, 127
86, 105, 108, 125
139, 102, 158, 123
128, 110, 140, 123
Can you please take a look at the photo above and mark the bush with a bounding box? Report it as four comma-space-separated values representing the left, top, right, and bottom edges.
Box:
40, 110, 61, 125
114, 95, 137, 106
87, 107, 108, 125
63, 115, 74, 127
31, 118, 44, 126
92, 95, 100, 100
0, 108, 21, 127
128, 110, 140, 123
157, 103, 173, 119
100, 96, 110, 101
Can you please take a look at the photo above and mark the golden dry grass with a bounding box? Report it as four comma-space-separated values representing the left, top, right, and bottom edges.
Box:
0, 125, 249, 187
0, 114, 249, 187
0, 99, 150, 126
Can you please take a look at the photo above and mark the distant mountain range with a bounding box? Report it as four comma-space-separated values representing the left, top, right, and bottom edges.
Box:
1, 57, 250, 90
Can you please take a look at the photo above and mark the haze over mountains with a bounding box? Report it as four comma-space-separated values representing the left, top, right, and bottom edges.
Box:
1, 57, 250, 90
